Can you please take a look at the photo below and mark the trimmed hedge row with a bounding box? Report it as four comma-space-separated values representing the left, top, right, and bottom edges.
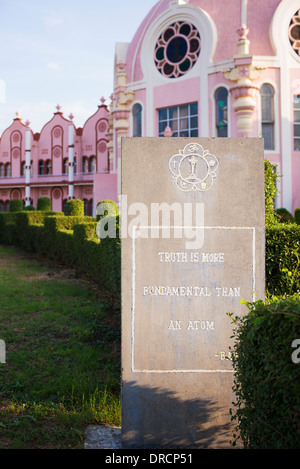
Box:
230, 295, 300, 449
0, 211, 120, 299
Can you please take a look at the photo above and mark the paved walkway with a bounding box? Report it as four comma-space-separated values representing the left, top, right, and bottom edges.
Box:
84, 425, 122, 449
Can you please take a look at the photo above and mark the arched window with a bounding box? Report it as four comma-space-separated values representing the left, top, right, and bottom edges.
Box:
132, 103, 143, 137
21, 162, 26, 176
0, 164, 4, 177
83, 199, 88, 216
0, 201, 4, 212
82, 157, 89, 173
46, 160, 52, 175
63, 158, 69, 174
39, 160, 45, 175
89, 198, 94, 217
90, 156, 96, 173
5, 201, 10, 212
5, 163, 11, 177
215, 87, 228, 137
260, 84, 275, 150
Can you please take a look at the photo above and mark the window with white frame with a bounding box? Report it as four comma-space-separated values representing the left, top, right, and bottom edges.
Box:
158, 102, 198, 137
260, 84, 275, 150
293, 95, 300, 151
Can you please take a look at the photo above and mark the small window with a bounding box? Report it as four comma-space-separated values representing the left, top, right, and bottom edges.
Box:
39, 160, 45, 175
0, 164, 4, 177
215, 87, 228, 137
63, 158, 69, 174
90, 156, 96, 173
260, 84, 275, 150
21, 162, 26, 176
5, 163, 11, 177
132, 103, 142, 137
46, 160, 52, 175
294, 95, 300, 150
0, 201, 4, 212
82, 157, 89, 173
83, 199, 88, 216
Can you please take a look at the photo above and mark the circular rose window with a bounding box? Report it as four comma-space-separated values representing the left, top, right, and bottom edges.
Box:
289, 9, 300, 56
154, 21, 201, 78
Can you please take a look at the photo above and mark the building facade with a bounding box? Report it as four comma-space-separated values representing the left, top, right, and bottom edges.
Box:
1, 0, 300, 215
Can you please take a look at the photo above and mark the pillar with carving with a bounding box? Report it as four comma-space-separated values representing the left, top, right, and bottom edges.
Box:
112, 61, 134, 161
223, 25, 265, 137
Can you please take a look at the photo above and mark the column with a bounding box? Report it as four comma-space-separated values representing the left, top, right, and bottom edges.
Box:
68, 124, 74, 200
25, 130, 31, 207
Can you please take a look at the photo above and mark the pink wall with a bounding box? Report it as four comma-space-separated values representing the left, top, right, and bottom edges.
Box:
153, 77, 200, 136
81, 104, 109, 172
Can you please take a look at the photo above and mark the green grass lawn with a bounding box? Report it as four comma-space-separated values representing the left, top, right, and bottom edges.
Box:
0, 245, 121, 449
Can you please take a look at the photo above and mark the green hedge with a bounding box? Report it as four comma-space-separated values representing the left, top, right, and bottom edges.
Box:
229, 295, 300, 449
264, 159, 279, 225
96, 200, 119, 221
10, 199, 23, 212
66, 199, 84, 217
295, 208, 300, 225
275, 207, 294, 223
37, 197, 51, 211
266, 223, 300, 297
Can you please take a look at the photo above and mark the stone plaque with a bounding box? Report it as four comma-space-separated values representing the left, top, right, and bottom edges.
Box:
121, 138, 265, 449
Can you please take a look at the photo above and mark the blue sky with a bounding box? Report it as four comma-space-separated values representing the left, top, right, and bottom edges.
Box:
0, 0, 156, 134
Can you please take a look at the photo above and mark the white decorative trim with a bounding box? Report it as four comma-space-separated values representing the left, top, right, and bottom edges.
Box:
131, 225, 256, 374
270, 0, 300, 67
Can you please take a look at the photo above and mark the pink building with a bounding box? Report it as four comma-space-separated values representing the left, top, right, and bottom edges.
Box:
1, 0, 300, 215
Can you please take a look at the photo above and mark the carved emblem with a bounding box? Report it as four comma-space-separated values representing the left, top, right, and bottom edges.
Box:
169, 143, 219, 192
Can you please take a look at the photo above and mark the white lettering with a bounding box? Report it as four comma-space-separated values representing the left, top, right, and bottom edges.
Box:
168, 320, 182, 330
292, 339, 300, 364
186, 320, 214, 331
215, 287, 241, 297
